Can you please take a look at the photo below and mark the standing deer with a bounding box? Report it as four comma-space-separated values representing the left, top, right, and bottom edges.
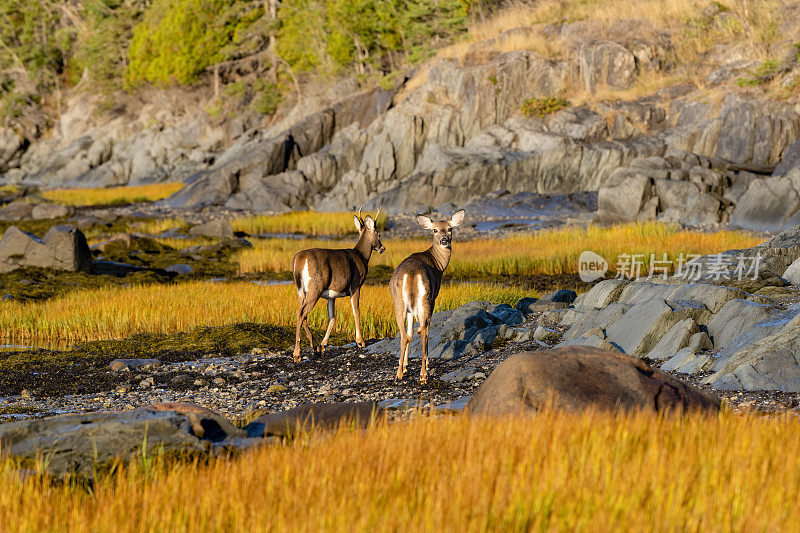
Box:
291, 206, 385, 362
390, 209, 465, 383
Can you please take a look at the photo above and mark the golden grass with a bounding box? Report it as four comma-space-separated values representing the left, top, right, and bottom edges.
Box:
0, 281, 528, 343
40, 183, 184, 206
236, 222, 763, 277
6, 410, 800, 531
232, 211, 387, 237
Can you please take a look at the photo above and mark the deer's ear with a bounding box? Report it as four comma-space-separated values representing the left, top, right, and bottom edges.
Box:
449, 209, 465, 227
354, 215, 363, 232
364, 215, 375, 231
416, 214, 434, 230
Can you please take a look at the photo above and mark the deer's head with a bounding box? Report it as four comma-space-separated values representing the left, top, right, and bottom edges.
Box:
355, 205, 385, 254
416, 209, 465, 249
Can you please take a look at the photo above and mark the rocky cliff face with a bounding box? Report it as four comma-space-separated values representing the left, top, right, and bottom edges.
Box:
2, 17, 800, 225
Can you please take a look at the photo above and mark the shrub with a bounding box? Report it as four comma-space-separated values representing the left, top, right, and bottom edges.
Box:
521, 96, 570, 118
736, 58, 778, 87
126, 0, 263, 87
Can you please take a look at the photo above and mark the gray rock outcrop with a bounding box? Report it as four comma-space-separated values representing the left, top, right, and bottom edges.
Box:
0, 403, 249, 478
0, 225, 92, 272
368, 298, 536, 361
532, 236, 800, 391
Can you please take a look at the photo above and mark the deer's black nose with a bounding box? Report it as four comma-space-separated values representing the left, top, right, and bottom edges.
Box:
440, 238, 451, 247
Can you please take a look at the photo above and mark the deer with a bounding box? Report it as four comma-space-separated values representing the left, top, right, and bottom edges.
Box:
389, 209, 465, 384
291, 205, 385, 362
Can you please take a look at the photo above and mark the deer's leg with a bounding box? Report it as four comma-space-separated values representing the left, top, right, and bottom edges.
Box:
350, 289, 366, 348
401, 309, 414, 377
293, 299, 306, 362
419, 314, 431, 384
394, 304, 409, 380
320, 298, 336, 353
294, 293, 320, 362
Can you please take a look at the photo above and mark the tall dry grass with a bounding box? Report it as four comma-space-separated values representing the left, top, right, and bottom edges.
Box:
0, 281, 528, 343
404, 0, 782, 102
236, 222, 762, 276
3, 410, 800, 531
232, 211, 387, 237
40, 183, 184, 206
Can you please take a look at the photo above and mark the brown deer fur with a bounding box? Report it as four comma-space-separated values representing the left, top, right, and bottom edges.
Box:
389, 209, 465, 383
291, 207, 385, 362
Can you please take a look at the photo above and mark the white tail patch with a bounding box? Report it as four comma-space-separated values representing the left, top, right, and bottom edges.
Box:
298, 259, 311, 297
416, 274, 426, 317
402, 273, 414, 336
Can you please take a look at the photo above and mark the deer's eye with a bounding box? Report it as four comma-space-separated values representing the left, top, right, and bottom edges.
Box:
433, 229, 438, 233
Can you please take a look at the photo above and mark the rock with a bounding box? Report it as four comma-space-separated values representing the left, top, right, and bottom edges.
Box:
189, 219, 234, 239
0, 199, 34, 221
781, 256, 800, 285
368, 300, 504, 360
0, 406, 247, 478
90, 233, 161, 253
574, 279, 630, 311
0, 225, 92, 273
440, 367, 478, 383
489, 304, 524, 326
682, 193, 720, 226
562, 302, 631, 341
142, 402, 246, 442
730, 178, 800, 232
466, 347, 720, 415
597, 175, 650, 223
579, 42, 637, 93
245, 402, 382, 438
556, 334, 621, 351
30, 202, 71, 220
533, 326, 560, 342
109, 358, 161, 372
165, 263, 192, 275
645, 318, 700, 361
515, 296, 569, 315
542, 289, 578, 304
774, 139, 800, 177
661, 332, 714, 373
0, 127, 23, 169
266, 383, 287, 393
704, 311, 800, 391
705, 298, 781, 349
656, 179, 700, 209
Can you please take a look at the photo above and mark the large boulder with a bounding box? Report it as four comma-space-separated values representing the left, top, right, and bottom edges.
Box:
0, 404, 249, 478
466, 347, 721, 415
730, 178, 800, 232
0, 225, 92, 272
